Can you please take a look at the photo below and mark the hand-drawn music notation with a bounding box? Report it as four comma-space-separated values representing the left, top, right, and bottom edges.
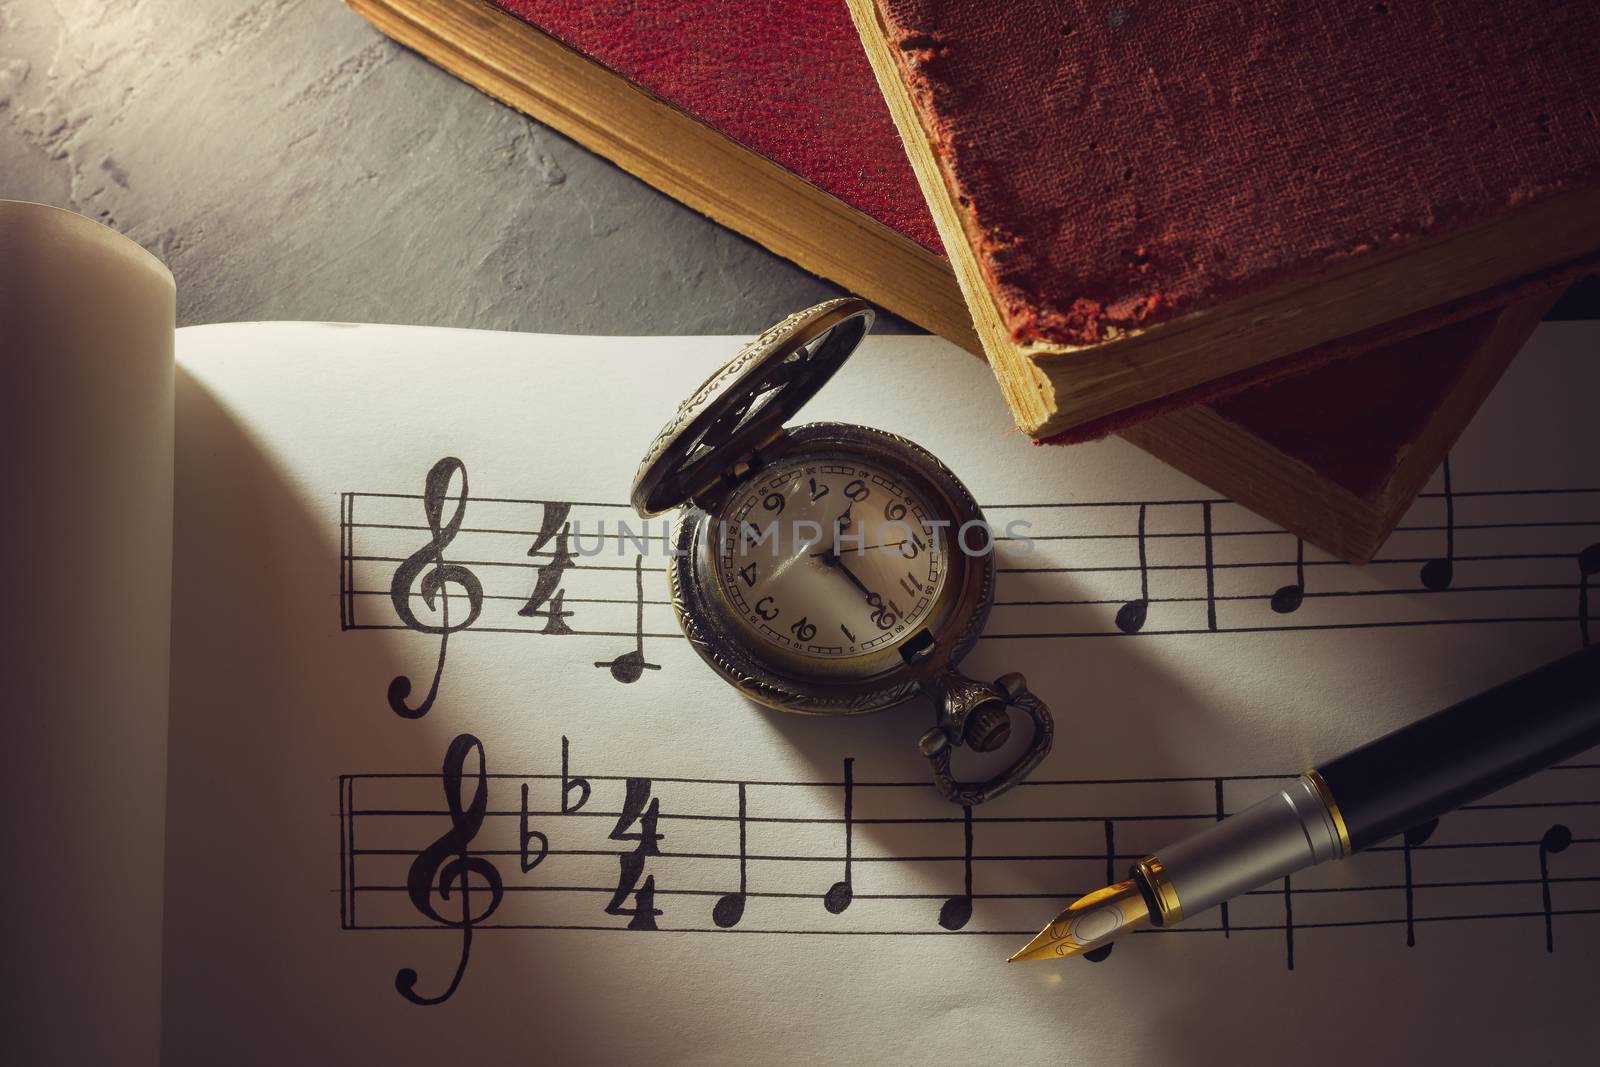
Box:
341, 734, 1600, 1003
339, 456, 1600, 715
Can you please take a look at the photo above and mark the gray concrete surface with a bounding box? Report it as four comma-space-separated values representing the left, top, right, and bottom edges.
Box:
0, 0, 909, 334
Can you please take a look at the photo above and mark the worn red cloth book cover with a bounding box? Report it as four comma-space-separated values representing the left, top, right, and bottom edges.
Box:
868, 0, 1600, 347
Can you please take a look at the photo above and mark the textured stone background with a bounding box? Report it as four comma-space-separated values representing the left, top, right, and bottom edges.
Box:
0, 0, 910, 334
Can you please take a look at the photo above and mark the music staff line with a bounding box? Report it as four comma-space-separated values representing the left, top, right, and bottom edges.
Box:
344, 734, 1598, 1005
338, 761, 1599, 790
342, 459, 1600, 724
341, 823, 1600, 933
339, 763, 1600, 906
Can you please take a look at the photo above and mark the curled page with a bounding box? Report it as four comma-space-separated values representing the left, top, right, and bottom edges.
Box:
0, 202, 174, 1067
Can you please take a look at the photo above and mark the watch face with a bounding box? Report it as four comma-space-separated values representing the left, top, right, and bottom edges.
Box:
714, 456, 949, 660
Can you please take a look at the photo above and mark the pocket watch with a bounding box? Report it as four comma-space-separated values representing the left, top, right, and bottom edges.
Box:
631, 298, 1053, 805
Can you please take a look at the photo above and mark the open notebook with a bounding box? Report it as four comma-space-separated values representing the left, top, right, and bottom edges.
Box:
11, 206, 1599, 1064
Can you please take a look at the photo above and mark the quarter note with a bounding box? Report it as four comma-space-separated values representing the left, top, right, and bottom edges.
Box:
1114, 504, 1149, 634
1270, 537, 1306, 614
937, 805, 975, 931
394, 733, 503, 1005
824, 758, 854, 914
596, 554, 662, 683
1578, 542, 1600, 648
1420, 456, 1456, 591
387, 457, 484, 719
712, 783, 749, 929
1081, 818, 1117, 962
1538, 823, 1572, 952
1281, 875, 1295, 972
1214, 779, 1230, 939
1401, 818, 1438, 947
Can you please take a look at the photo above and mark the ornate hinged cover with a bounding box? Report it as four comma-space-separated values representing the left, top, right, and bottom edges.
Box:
630, 298, 874, 515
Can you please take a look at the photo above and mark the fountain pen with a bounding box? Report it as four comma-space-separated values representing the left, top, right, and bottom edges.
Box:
1010, 643, 1600, 962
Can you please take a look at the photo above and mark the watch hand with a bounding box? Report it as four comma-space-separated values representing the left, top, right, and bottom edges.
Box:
817, 546, 877, 603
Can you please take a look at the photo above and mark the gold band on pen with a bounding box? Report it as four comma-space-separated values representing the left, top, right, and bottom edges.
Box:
1304, 767, 1352, 857
1135, 855, 1183, 925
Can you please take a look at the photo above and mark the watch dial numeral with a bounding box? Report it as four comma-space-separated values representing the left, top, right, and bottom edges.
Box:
789, 616, 817, 642
754, 596, 780, 621
885, 500, 907, 521
763, 491, 785, 515
843, 479, 870, 502
899, 573, 923, 597
738, 562, 758, 587
900, 532, 925, 559
808, 477, 829, 501
840, 623, 857, 643
866, 592, 898, 631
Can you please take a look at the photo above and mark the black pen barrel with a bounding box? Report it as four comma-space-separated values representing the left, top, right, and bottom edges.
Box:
1317, 644, 1600, 853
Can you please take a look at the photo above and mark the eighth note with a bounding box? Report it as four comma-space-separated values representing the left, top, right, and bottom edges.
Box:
1114, 504, 1149, 634
713, 783, 749, 928
1271, 537, 1306, 614
1420, 456, 1456, 591
596, 554, 662, 683
387, 457, 484, 719
824, 758, 855, 914
1538, 823, 1573, 953
938, 805, 975, 931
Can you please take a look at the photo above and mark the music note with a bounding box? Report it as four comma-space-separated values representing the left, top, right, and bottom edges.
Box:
1281, 875, 1295, 971
1271, 537, 1306, 614
596, 554, 662, 683
387, 457, 484, 719
824, 758, 854, 914
394, 733, 503, 1005
713, 783, 749, 928
1115, 504, 1149, 634
1538, 823, 1573, 952
1214, 780, 1231, 939
1420, 456, 1456, 591
1578, 543, 1600, 647
1081, 818, 1117, 962
1401, 818, 1438, 947
938, 805, 975, 931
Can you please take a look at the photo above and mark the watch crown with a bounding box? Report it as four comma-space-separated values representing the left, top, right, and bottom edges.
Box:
964, 705, 1012, 753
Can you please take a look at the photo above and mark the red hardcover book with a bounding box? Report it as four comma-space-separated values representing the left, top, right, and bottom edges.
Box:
344, 0, 1582, 559
850, 0, 1600, 439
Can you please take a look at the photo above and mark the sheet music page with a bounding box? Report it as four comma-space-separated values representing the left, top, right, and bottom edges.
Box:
165, 320, 1598, 1064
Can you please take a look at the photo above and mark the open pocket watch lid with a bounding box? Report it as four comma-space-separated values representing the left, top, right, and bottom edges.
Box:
630, 298, 875, 516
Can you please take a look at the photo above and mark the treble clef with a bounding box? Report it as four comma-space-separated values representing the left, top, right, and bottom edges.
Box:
387, 457, 483, 719
395, 733, 504, 1006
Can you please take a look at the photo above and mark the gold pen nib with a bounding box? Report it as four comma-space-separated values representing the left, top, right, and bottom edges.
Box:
1007, 879, 1151, 962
